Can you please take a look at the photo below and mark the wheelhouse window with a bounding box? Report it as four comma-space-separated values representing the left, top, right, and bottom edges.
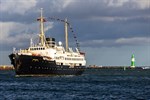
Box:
30, 47, 45, 50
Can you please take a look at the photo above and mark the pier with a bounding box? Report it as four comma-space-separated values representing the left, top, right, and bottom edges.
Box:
87, 65, 149, 70
0, 65, 14, 70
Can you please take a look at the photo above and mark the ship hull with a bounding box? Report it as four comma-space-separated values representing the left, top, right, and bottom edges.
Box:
9, 54, 85, 76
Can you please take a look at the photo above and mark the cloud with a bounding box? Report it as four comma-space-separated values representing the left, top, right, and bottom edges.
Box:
106, 0, 149, 9
0, 0, 149, 48
0, 21, 53, 49
35, 0, 72, 14
80, 37, 150, 48
60, 0, 150, 19
115, 37, 150, 45
44, 22, 54, 32
1, 0, 149, 22
0, 0, 37, 15
106, 0, 129, 7
0, 22, 32, 49
135, 0, 150, 9
80, 40, 104, 47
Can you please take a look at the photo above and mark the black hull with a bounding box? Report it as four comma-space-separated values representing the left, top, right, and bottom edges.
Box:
9, 54, 85, 76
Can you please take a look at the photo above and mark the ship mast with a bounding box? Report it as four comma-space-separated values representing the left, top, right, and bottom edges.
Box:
37, 8, 45, 46
65, 18, 68, 52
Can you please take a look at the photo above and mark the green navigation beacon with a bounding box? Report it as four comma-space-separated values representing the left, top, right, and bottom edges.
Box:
131, 54, 135, 68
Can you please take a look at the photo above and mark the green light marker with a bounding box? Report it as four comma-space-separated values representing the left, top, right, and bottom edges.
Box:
131, 54, 135, 68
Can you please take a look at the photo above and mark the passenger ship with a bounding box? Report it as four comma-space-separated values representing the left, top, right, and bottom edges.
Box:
9, 9, 86, 76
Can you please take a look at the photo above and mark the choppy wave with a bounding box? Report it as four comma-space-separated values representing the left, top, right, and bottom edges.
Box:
0, 69, 150, 100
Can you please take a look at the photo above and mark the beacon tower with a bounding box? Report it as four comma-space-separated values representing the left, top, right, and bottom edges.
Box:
131, 54, 135, 68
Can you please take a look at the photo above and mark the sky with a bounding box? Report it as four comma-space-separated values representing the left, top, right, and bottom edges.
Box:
0, 0, 150, 66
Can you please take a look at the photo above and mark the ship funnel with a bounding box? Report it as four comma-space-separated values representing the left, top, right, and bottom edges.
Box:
131, 54, 135, 68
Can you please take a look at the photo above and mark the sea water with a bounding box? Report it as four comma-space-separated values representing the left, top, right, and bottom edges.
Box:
0, 69, 150, 100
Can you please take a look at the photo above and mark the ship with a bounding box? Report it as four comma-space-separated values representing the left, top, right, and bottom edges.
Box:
9, 8, 86, 76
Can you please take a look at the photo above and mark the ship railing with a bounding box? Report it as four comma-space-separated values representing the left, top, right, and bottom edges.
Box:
12, 47, 29, 54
